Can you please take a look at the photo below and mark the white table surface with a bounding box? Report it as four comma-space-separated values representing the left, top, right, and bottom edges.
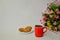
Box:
17, 30, 60, 40
0, 0, 60, 40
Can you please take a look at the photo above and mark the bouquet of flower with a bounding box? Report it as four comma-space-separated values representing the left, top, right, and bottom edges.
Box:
42, 0, 60, 31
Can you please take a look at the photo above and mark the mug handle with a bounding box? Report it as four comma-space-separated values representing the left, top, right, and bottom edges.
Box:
43, 27, 47, 33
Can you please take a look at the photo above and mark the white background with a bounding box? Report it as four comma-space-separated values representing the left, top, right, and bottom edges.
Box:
0, 0, 60, 40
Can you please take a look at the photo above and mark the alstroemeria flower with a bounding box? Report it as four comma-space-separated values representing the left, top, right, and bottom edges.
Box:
53, 21, 57, 26
43, 17, 47, 21
48, 10, 54, 14
49, 15, 53, 18
54, 27, 57, 31
54, 15, 59, 20
56, 8, 60, 14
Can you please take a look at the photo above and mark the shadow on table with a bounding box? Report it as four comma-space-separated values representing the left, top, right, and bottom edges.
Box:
19, 30, 34, 35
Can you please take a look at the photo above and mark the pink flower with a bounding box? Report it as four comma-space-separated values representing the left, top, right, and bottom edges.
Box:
43, 17, 47, 21
50, 15, 53, 18
54, 15, 59, 19
56, 8, 60, 14
53, 21, 57, 26
54, 27, 57, 31
49, 10, 54, 14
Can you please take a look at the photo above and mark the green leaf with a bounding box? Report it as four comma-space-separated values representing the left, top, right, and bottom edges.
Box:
58, 24, 60, 27
48, 4, 57, 11
44, 23, 47, 26
45, 14, 49, 18
51, 26, 55, 30
57, 5, 60, 9
49, 25, 53, 28
47, 21, 51, 26
50, 19, 54, 23
58, 30, 60, 31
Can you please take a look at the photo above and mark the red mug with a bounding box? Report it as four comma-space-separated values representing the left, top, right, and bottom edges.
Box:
35, 25, 47, 37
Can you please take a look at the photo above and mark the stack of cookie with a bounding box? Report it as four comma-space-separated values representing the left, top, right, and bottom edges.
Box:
18, 26, 32, 32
